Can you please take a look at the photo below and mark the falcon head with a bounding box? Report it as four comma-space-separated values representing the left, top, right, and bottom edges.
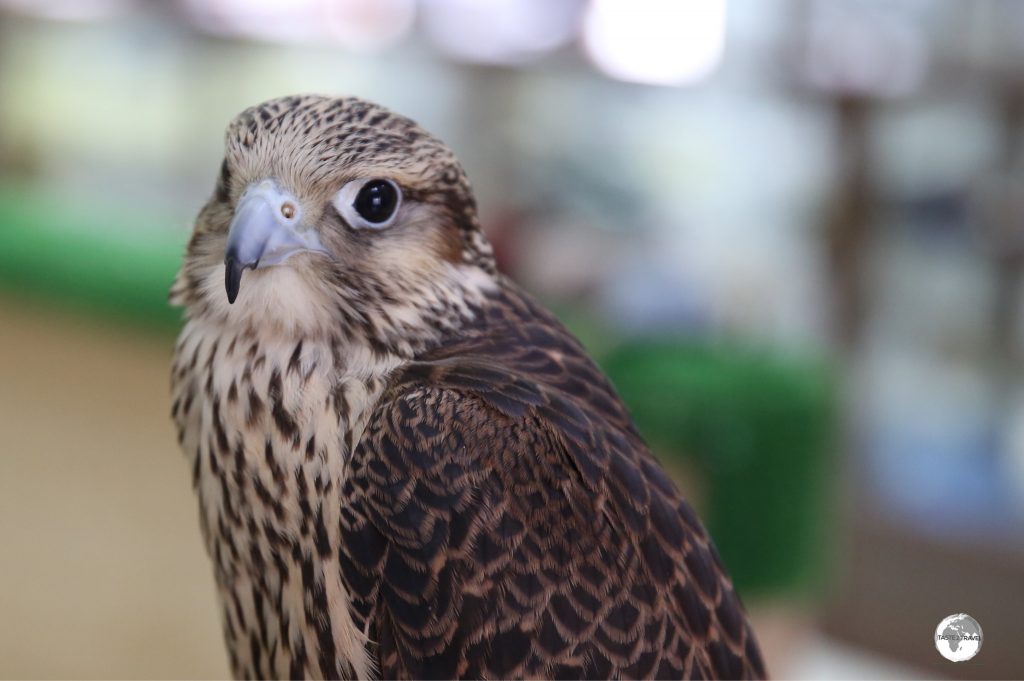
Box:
172, 95, 496, 350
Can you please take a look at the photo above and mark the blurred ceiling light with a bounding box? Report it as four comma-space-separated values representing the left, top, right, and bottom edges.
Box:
420, 0, 583, 66
325, 0, 416, 52
182, 0, 323, 44
802, 0, 928, 97
182, 0, 414, 51
582, 0, 727, 86
0, 0, 135, 22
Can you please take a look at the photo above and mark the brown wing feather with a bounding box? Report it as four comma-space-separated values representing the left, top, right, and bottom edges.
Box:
338, 283, 766, 680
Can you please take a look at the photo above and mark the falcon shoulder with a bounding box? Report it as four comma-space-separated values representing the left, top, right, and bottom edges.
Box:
338, 285, 766, 680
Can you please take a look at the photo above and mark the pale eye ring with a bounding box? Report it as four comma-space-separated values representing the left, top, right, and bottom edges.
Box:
332, 178, 402, 230
280, 202, 296, 219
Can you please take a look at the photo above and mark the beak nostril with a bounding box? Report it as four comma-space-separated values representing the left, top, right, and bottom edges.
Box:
280, 202, 296, 219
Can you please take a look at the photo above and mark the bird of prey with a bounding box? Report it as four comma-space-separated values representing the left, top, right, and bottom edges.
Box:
170, 95, 765, 680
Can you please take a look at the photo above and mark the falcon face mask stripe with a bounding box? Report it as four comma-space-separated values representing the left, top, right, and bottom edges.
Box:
224, 179, 331, 303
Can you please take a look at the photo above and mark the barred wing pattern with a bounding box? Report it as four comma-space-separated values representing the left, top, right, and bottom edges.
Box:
338, 285, 766, 679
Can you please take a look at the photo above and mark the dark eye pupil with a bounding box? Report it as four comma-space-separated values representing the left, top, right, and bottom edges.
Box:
353, 180, 398, 223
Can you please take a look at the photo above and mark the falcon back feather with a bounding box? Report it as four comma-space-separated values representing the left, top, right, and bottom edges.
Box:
171, 95, 766, 680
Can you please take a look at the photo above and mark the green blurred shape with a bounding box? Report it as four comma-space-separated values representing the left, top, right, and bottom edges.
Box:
0, 186, 186, 331
601, 341, 835, 598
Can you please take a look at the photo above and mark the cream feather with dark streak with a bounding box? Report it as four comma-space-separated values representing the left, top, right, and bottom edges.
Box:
170, 95, 766, 680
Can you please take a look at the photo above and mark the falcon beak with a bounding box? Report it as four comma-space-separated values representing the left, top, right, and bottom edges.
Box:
224, 179, 330, 304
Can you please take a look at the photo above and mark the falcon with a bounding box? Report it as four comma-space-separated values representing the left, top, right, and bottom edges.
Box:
170, 95, 766, 680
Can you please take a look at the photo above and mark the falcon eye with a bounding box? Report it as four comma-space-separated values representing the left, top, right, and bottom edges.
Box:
333, 178, 402, 230
354, 180, 399, 223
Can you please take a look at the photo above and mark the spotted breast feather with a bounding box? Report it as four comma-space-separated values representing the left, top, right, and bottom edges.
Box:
339, 284, 767, 679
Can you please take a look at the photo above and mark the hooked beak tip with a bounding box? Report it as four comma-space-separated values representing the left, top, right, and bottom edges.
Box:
225, 255, 245, 305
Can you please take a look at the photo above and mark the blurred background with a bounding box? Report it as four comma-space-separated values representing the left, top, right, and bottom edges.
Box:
0, 0, 1022, 678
